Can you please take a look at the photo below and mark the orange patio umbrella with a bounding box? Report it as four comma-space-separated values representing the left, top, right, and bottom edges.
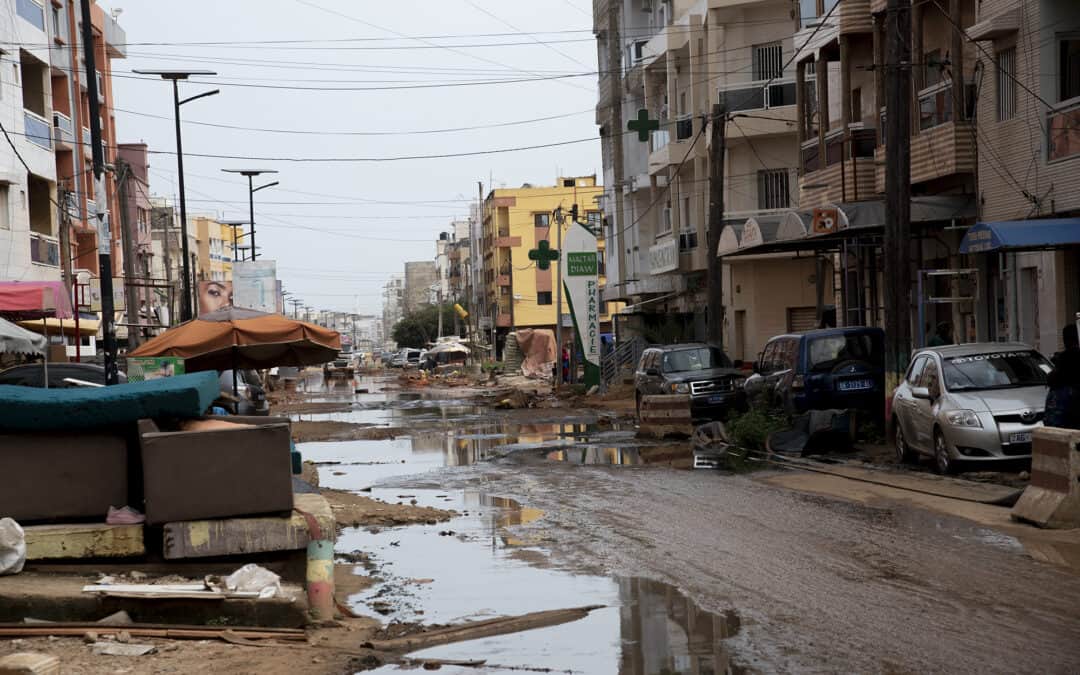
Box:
129, 307, 341, 374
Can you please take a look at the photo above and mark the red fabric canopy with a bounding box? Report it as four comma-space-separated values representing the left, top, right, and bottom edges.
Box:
0, 282, 74, 319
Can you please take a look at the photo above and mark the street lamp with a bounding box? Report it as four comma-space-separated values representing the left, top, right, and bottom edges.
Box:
221, 169, 278, 261
133, 69, 219, 322
218, 219, 250, 262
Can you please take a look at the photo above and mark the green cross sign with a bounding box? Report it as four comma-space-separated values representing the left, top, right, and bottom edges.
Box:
627, 108, 659, 142
528, 239, 559, 271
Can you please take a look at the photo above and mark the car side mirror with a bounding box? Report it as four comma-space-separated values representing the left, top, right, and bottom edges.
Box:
645, 368, 660, 377
911, 386, 931, 400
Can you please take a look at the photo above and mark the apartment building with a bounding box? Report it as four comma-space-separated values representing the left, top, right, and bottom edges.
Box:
962, 0, 1080, 352
594, 0, 803, 352
479, 175, 622, 352
191, 215, 236, 285
382, 274, 405, 346
403, 260, 438, 314
148, 197, 192, 327
0, 0, 126, 289
116, 142, 152, 335
445, 219, 472, 307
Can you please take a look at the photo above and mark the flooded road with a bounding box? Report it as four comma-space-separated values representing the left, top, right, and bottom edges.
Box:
294, 374, 1080, 673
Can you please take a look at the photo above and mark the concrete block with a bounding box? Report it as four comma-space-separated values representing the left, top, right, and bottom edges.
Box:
1012, 427, 1080, 528
0, 653, 60, 675
638, 394, 693, 438
24, 524, 144, 560
162, 493, 334, 560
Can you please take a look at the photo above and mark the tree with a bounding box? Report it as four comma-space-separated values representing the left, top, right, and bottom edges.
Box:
391, 304, 458, 348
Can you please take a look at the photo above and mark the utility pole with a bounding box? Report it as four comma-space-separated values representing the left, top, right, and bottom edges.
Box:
289, 298, 302, 318
58, 185, 72, 295
553, 206, 565, 388
884, 0, 913, 384
116, 160, 141, 348
80, 0, 118, 385
607, 0, 627, 289
156, 208, 174, 326
706, 104, 727, 348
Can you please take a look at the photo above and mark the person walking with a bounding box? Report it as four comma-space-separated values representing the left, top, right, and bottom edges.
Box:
1045, 323, 1080, 429
927, 322, 954, 347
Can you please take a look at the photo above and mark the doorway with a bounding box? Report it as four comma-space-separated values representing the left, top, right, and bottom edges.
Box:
1019, 267, 1039, 349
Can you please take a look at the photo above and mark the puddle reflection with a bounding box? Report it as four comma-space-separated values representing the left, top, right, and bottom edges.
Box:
346, 489, 743, 675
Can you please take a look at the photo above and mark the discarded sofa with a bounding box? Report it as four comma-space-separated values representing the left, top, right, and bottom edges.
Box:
137, 418, 294, 524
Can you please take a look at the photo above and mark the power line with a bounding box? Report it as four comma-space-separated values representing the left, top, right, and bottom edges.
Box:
462, 0, 593, 69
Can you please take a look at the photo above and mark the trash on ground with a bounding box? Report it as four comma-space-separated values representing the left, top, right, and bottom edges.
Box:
225, 563, 283, 599
766, 409, 856, 456
105, 506, 146, 525
91, 642, 157, 657
0, 517, 26, 576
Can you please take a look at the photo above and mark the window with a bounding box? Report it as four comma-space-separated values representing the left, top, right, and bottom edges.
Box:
997, 48, 1017, 121
678, 196, 697, 250
907, 356, 928, 385
924, 49, 943, 88
659, 203, 673, 235
537, 291, 552, 305
586, 211, 601, 230
757, 169, 791, 210
1061, 37, 1080, 102
752, 41, 783, 81
533, 213, 550, 227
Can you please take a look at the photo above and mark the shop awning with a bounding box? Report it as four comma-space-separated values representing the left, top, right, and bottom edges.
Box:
0, 281, 74, 320
959, 218, 1080, 253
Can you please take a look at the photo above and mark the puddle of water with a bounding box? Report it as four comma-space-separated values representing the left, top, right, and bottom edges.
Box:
548, 446, 645, 466
342, 489, 743, 675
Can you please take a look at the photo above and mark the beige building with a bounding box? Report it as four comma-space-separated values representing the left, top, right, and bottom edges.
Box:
596, 0, 801, 354
965, 0, 1080, 352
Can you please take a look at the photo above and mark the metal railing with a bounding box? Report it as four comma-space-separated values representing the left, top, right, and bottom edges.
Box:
718, 78, 796, 113
1047, 98, 1080, 163
601, 335, 648, 389
30, 232, 60, 267
24, 110, 51, 149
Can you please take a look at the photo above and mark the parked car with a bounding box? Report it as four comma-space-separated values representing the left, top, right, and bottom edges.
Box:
891, 343, 1050, 474
744, 327, 885, 421
390, 348, 423, 369
0, 363, 127, 388
217, 369, 270, 416
324, 352, 355, 379
634, 344, 746, 421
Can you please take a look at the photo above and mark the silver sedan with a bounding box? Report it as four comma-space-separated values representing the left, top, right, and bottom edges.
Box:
891, 343, 1051, 474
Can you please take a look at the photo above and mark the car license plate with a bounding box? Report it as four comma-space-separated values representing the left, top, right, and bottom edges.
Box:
708, 394, 726, 404
838, 379, 873, 391
1009, 432, 1032, 444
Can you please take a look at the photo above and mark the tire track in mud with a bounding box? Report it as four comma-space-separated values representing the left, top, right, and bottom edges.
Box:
411, 458, 1080, 673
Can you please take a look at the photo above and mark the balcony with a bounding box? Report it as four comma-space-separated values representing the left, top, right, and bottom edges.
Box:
837, 0, 872, 34
82, 127, 92, 157
717, 78, 796, 115
874, 122, 975, 192
1047, 98, 1080, 164
30, 232, 60, 267
52, 112, 74, 149
24, 110, 51, 150
16, 0, 45, 32
800, 127, 877, 206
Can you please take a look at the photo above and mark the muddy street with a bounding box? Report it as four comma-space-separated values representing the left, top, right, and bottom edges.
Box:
297, 374, 1080, 673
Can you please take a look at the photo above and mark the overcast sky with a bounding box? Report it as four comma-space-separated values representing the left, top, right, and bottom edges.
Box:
107, 0, 600, 315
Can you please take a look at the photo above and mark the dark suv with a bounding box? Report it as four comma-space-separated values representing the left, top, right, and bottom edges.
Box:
634, 344, 746, 421
743, 327, 885, 419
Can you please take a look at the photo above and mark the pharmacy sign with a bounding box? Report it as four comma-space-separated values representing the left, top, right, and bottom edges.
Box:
561, 221, 601, 387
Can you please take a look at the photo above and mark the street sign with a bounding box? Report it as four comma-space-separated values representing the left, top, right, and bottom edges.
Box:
561, 222, 601, 388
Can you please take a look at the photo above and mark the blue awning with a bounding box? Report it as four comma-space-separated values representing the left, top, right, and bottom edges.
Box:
960, 218, 1080, 253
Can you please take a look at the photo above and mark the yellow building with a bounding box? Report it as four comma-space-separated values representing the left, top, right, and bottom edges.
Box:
191, 216, 237, 284
481, 176, 623, 344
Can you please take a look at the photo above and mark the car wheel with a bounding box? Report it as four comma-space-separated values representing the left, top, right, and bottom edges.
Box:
933, 429, 955, 475
894, 421, 916, 464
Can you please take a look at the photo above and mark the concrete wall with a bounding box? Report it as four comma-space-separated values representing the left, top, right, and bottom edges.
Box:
403, 260, 437, 314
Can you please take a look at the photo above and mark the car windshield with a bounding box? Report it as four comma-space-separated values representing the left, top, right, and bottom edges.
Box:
807, 333, 883, 372
943, 350, 1051, 391
662, 347, 731, 373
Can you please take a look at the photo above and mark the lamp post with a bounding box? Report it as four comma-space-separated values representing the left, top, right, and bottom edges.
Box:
133, 69, 219, 322
222, 170, 278, 261
218, 219, 250, 262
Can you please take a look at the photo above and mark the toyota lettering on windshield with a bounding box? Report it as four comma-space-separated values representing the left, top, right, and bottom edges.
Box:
943, 351, 1051, 391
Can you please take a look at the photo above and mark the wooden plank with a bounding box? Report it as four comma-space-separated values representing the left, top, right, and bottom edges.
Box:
24, 523, 144, 561
82, 583, 261, 600
162, 492, 334, 560
0, 623, 306, 642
